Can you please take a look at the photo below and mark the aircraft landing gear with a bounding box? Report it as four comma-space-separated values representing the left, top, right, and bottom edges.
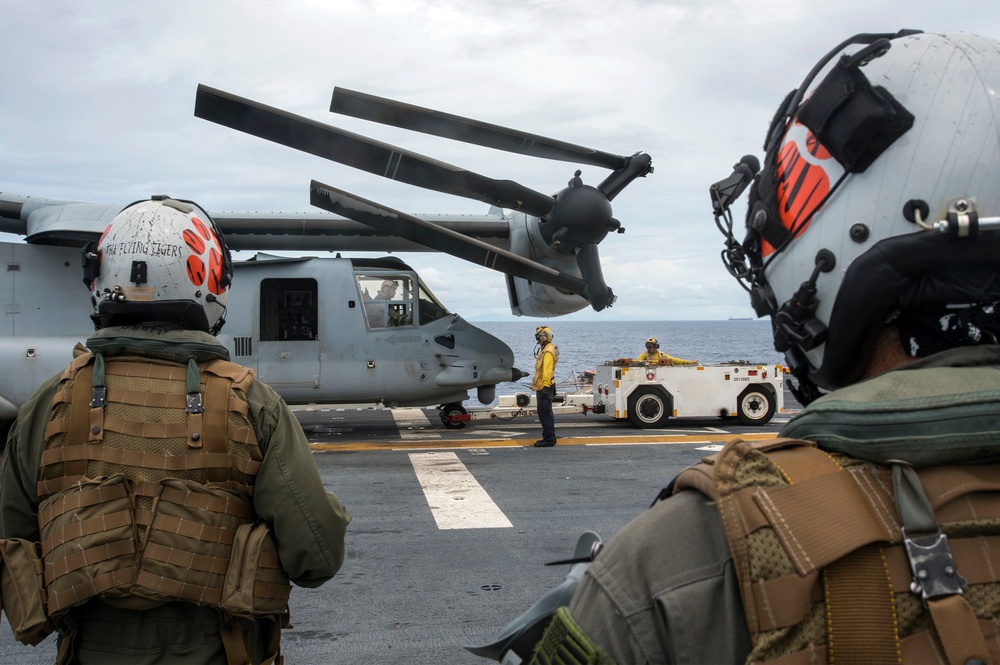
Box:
439, 403, 469, 429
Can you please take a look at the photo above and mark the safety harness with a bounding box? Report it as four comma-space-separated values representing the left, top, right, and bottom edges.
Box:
15, 351, 291, 664
673, 437, 1000, 664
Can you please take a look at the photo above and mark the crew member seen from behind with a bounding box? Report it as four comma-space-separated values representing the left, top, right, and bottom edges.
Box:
636, 337, 698, 366
531, 326, 559, 448
520, 30, 1000, 664
0, 198, 351, 664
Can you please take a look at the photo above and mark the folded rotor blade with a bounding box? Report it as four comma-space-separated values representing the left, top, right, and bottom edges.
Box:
332, 88, 629, 171
309, 180, 589, 299
597, 152, 654, 202
575, 243, 615, 312
195, 84, 555, 217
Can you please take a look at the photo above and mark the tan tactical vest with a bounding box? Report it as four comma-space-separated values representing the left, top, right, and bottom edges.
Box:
674, 437, 1000, 665
35, 351, 291, 620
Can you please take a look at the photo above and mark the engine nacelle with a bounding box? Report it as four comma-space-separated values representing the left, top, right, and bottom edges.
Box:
506, 273, 589, 317
504, 210, 591, 317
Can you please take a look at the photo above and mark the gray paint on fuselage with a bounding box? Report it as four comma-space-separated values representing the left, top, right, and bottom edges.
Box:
0, 244, 519, 420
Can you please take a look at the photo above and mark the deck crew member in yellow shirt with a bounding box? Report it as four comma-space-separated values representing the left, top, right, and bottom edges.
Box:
636, 337, 698, 366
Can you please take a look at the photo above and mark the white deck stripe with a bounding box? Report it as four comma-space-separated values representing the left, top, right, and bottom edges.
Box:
392, 408, 442, 439
409, 452, 512, 530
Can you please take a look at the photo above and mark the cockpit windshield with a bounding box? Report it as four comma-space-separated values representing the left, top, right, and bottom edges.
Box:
415, 277, 450, 325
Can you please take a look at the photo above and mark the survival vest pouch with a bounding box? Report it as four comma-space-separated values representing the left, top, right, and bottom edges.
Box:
221, 521, 292, 616
0, 537, 54, 645
673, 437, 1000, 665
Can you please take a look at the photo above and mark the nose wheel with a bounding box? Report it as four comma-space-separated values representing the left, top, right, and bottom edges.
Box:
439, 403, 469, 429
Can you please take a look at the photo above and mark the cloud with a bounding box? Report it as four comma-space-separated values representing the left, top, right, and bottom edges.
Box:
3, 1, 1000, 321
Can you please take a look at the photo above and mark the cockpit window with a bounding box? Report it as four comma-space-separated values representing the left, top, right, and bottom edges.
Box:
357, 274, 414, 329
416, 278, 449, 325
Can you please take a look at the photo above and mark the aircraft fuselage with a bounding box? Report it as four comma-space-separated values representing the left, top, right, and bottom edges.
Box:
0, 243, 523, 421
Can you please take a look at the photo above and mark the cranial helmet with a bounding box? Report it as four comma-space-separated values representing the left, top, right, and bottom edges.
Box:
712, 30, 1000, 404
535, 326, 553, 344
83, 197, 233, 335
381, 279, 397, 290
646, 337, 659, 349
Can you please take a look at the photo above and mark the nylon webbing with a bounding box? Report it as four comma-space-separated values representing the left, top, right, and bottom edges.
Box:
202, 369, 232, 484
893, 462, 993, 665
159, 485, 252, 519
41, 509, 132, 557
132, 570, 223, 605
142, 542, 229, 575
48, 567, 137, 614
43, 539, 135, 584
748, 534, 1000, 631
104, 361, 188, 380
927, 594, 991, 665
823, 543, 900, 664
769, 446, 902, 663
64, 361, 94, 479
148, 514, 239, 546
254, 580, 293, 601
752, 467, 897, 575
38, 484, 128, 528
41, 444, 261, 476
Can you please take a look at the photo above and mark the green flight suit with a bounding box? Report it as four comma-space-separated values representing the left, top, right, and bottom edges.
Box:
567, 345, 1000, 664
0, 324, 351, 663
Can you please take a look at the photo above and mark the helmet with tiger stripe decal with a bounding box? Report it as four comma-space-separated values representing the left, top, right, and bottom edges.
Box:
713, 31, 1000, 403
84, 197, 233, 334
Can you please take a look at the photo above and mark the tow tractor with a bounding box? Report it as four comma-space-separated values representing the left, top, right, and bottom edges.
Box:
439, 360, 786, 429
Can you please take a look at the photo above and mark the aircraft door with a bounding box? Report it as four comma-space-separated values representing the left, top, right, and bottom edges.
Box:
256, 277, 321, 396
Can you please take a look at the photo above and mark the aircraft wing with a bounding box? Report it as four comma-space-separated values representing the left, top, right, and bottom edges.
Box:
0, 193, 510, 252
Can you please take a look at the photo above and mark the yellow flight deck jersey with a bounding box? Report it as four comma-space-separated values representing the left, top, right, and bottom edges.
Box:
636, 350, 697, 365
531, 343, 558, 390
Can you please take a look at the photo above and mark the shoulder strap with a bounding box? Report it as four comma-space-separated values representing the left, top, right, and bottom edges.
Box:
714, 439, 902, 664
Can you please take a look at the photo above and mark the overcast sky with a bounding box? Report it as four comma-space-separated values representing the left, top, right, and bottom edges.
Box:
3, 0, 999, 322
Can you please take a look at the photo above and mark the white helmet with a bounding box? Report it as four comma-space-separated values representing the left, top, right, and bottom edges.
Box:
84, 197, 233, 334
713, 31, 1000, 403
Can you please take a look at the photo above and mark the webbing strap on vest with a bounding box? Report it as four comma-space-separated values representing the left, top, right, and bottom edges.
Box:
64, 362, 93, 478
708, 439, 997, 665
202, 365, 232, 485
765, 445, 901, 665
893, 462, 992, 665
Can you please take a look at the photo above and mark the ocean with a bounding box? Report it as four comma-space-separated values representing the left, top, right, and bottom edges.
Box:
475, 319, 782, 400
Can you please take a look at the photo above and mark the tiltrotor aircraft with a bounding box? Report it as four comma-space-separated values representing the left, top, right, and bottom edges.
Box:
0, 84, 652, 433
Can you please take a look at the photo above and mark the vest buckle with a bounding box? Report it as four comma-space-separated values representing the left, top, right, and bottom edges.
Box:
902, 528, 967, 605
186, 393, 204, 414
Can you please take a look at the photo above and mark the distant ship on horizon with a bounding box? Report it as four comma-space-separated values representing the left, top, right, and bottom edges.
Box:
728, 316, 753, 320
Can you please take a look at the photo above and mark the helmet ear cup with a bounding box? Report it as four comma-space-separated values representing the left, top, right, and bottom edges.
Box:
81, 240, 101, 290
